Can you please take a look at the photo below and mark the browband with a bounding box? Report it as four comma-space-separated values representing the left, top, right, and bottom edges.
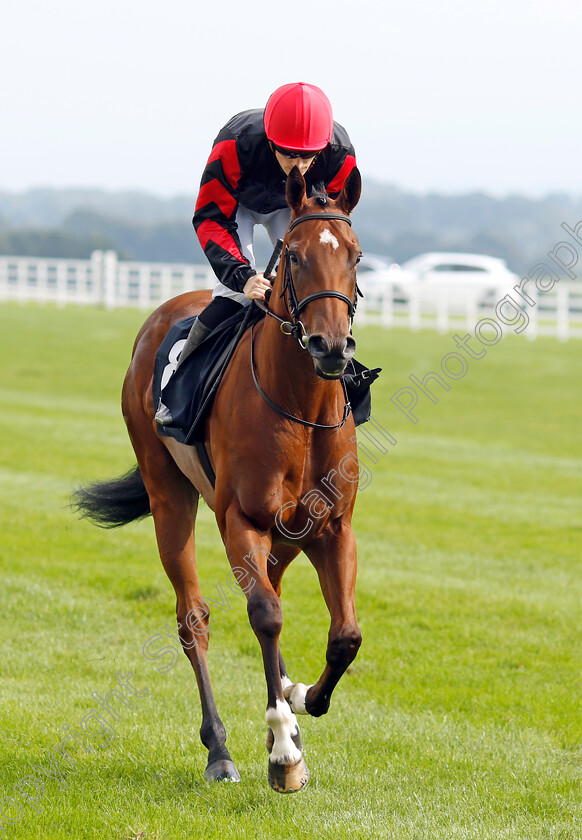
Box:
287, 212, 352, 233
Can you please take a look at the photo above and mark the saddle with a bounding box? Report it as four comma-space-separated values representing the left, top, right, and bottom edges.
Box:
152, 304, 380, 450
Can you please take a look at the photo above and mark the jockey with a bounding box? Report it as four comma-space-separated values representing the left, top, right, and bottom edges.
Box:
180, 81, 357, 362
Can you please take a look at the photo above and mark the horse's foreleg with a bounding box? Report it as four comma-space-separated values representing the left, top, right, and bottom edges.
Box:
221, 506, 308, 792
301, 521, 362, 718
266, 546, 301, 692
138, 449, 239, 783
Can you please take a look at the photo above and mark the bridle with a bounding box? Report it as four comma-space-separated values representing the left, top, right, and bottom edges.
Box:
256, 211, 362, 346
251, 209, 361, 430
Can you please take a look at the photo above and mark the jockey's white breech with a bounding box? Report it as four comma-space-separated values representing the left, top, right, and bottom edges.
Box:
211, 205, 291, 306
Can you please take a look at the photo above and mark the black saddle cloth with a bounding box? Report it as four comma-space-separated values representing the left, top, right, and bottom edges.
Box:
152, 305, 380, 445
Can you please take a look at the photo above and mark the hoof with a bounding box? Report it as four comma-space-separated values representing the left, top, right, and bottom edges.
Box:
268, 756, 309, 793
266, 727, 303, 754
204, 759, 241, 783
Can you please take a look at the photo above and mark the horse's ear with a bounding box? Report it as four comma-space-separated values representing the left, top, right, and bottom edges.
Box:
286, 166, 307, 213
337, 166, 361, 215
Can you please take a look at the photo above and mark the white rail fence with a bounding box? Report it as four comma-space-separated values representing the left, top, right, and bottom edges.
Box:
0, 251, 215, 309
356, 279, 582, 341
1, 251, 581, 340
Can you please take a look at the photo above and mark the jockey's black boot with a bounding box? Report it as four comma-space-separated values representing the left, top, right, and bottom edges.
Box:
154, 317, 213, 427
175, 317, 213, 372
176, 294, 244, 373
154, 298, 244, 428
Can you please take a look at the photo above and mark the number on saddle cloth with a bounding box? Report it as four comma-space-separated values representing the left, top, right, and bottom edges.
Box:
160, 338, 187, 390
152, 309, 255, 443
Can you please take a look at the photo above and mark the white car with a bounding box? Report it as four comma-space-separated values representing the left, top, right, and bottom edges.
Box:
355, 254, 395, 306
399, 252, 516, 284
388, 252, 519, 310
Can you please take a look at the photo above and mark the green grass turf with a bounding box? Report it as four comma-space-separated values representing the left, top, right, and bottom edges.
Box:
0, 302, 580, 839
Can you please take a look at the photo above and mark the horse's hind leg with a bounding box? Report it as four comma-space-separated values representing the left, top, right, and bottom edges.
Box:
136, 441, 240, 782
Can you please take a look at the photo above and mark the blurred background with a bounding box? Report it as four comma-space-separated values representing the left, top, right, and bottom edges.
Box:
1, 0, 581, 273
2, 6, 581, 836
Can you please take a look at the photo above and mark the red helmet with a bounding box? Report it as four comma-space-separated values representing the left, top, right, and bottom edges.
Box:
264, 82, 334, 153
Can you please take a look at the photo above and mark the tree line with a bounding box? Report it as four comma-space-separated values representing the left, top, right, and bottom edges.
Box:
1, 182, 581, 274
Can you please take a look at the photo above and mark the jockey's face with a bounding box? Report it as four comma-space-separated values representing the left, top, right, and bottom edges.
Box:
271, 145, 319, 177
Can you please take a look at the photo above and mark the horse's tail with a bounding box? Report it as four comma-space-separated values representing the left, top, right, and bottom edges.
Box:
72, 465, 151, 528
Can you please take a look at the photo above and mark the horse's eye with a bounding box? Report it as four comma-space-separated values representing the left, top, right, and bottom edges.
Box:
289, 253, 299, 266
356, 254, 362, 265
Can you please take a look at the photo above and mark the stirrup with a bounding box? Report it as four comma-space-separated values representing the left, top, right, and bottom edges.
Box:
154, 398, 174, 426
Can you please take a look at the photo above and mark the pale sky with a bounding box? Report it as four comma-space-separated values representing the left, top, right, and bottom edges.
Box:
2, 0, 581, 197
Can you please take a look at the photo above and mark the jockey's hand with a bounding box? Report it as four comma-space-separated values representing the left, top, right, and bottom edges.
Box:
243, 273, 271, 301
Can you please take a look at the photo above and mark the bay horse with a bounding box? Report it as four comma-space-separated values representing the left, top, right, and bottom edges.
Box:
75, 166, 363, 793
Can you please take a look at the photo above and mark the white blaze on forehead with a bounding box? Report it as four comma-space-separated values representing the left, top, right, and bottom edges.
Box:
319, 228, 339, 249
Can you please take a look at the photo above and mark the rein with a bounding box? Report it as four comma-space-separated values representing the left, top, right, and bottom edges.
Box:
250, 324, 352, 430
250, 209, 358, 431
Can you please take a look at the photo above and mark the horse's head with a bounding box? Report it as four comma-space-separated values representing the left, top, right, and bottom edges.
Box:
281, 166, 362, 380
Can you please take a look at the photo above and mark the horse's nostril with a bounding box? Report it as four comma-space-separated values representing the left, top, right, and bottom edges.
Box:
308, 334, 356, 363
344, 336, 356, 359
307, 335, 330, 358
